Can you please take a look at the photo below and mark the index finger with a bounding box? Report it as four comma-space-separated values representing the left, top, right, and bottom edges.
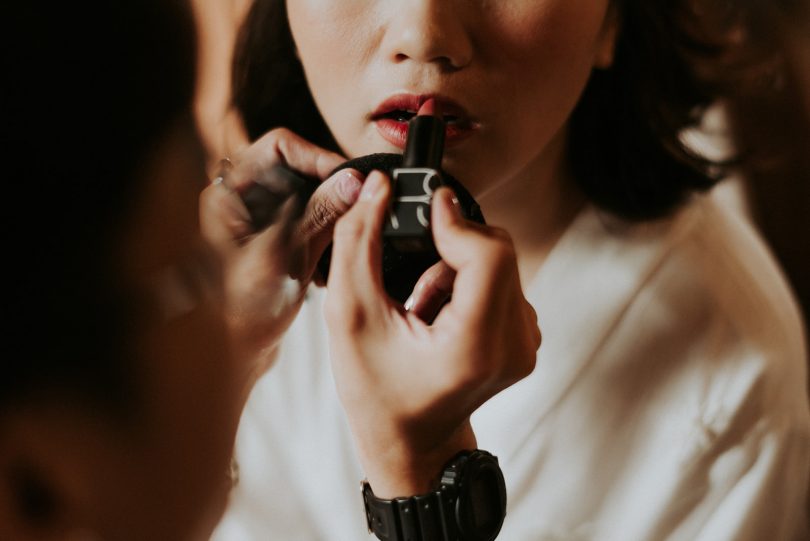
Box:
430, 188, 519, 320
227, 128, 345, 192
325, 172, 391, 323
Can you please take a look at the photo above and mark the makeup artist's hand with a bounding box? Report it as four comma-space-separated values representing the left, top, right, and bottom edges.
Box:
325, 171, 541, 499
200, 128, 363, 395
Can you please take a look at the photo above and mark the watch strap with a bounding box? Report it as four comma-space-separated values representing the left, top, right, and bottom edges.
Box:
362, 482, 458, 541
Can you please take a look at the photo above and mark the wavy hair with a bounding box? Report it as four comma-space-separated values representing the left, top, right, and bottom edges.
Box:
232, 0, 798, 220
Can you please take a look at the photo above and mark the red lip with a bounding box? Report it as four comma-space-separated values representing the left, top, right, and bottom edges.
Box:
371, 93, 479, 149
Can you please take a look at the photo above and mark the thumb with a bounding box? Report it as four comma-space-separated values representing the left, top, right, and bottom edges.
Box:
298, 168, 365, 275
431, 187, 486, 270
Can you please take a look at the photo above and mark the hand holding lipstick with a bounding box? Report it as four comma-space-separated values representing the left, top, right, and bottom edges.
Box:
324, 172, 541, 499
317, 98, 485, 306
199, 128, 364, 396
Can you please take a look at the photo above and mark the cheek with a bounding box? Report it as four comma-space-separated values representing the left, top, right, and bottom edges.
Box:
490, 0, 611, 62
492, 1, 610, 106
475, 1, 612, 164
288, 0, 377, 148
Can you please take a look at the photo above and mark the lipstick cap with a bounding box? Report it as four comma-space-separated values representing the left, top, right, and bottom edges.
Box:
402, 115, 445, 169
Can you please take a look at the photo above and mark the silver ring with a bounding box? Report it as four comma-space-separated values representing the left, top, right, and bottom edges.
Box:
212, 157, 234, 190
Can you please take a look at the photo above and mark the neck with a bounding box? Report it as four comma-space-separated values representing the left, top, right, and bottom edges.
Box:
477, 129, 584, 285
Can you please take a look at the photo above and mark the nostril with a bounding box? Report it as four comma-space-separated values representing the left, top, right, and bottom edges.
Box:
386, 21, 473, 70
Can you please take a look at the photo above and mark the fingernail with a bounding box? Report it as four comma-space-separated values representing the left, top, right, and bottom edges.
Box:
451, 196, 462, 217
404, 295, 415, 311
360, 171, 385, 201
441, 189, 462, 219
335, 169, 363, 205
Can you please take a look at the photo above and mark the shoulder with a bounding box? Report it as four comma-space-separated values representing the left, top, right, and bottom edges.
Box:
534, 191, 807, 405
598, 192, 809, 425
660, 194, 805, 375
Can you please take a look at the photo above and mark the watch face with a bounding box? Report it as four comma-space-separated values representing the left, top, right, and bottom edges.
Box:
456, 456, 507, 541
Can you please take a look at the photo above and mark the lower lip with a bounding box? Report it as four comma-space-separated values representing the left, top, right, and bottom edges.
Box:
374, 118, 478, 149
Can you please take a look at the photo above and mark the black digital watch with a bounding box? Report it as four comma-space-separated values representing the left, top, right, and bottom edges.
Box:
362, 449, 507, 541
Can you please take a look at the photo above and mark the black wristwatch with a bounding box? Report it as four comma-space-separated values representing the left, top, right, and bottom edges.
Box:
362, 449, 507, 541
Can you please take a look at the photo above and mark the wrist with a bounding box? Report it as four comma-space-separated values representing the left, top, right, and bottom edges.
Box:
355, 419, 476, 499
362, 448, 507, 541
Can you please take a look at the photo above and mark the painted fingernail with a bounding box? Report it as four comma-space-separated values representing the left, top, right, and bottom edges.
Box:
335, 169, 363, 205
360, 171, 385, 201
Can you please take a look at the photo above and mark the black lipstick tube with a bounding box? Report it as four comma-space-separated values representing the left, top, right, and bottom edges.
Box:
384, 113, 446, 252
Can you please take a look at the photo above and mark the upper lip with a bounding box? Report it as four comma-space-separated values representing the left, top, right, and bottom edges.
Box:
370, 93, 474, 124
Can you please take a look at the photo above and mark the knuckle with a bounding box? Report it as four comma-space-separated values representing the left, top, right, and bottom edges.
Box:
265, 127, 293, 145
304, 197, 340, 236
248, 128, 296, 164
245, 128, 285, 158
271, 127, 294, 138
316, 151, 343, 176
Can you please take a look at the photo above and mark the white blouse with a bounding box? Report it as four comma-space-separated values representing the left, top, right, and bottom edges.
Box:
213, 192, 810, 540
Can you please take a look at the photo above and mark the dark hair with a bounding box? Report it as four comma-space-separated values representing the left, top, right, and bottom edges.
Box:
1, 0, 197, 418
231, 0, 793, 220
232, 0, 338, 150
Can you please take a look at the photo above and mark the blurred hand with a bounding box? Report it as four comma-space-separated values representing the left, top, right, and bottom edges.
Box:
324, 172, 541, 498
200, 128, 363, 392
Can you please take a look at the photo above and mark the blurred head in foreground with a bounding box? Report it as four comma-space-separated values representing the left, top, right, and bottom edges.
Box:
0, 1, 239, 539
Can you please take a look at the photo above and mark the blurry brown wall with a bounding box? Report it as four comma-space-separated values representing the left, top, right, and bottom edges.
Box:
722, 7, 810, 337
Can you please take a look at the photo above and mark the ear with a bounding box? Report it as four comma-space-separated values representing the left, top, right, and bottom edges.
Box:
594, 6, 620, 69
0, 410, 101, 541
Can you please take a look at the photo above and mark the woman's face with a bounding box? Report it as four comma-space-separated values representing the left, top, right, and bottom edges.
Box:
287, 0, 617, 196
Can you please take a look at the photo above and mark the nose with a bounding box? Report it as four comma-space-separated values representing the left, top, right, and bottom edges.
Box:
381, 1, 473, 70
